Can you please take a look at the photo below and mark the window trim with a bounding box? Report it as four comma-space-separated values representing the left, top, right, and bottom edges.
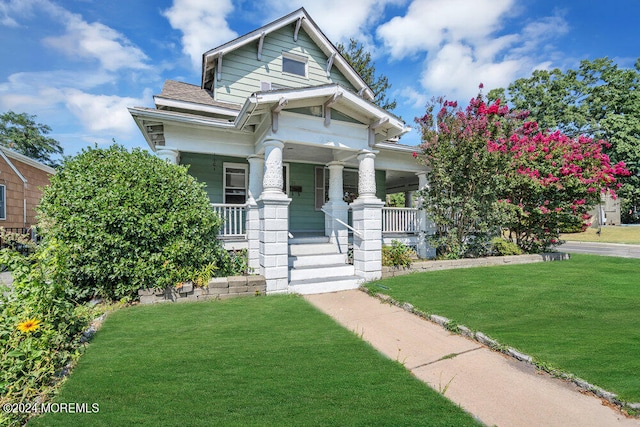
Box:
223, 162, 248, 204
282, 52, 308, 78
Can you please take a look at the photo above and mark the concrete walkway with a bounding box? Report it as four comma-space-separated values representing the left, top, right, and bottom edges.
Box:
305, 290, 640, 427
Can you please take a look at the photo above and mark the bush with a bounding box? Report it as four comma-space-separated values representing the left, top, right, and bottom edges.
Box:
490, 237, 523, 256
37, 145, 232, 301
0, 246, 94, 427
382, 240, 416, 267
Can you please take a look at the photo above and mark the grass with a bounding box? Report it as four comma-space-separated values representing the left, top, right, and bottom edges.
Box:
562, 225, 640, 244
365, 254, 640, 403
31, 295, 479, 427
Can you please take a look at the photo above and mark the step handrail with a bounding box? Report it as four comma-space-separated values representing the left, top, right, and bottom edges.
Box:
321, 208, 364, 239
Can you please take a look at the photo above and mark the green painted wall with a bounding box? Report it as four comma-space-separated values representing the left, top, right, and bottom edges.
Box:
215, 26, 355, 105
180, 152, 245, 204
181, 153, 387, 232
288, 162, 325, 232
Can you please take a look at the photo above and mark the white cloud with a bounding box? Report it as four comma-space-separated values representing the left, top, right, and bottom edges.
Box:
377, 0, 514, 59
0, 0, 35, 27
162, 0, 238, 70
258, 0, 406, 46
43, 6, 149, 71
63, 89, 152, 135
399, 86, 429, 109
376, 0, 569, 102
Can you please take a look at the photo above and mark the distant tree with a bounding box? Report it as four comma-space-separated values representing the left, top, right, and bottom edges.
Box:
489, 58, 640, 222
337, 39, 397, 111
0, 111, 63, 167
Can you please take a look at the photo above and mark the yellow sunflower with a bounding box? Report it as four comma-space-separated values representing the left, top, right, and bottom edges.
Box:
17, 318, 41, 333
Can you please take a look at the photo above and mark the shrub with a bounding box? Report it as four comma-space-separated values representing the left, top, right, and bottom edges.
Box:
0, 246, 94, 427
37, 145, 231, 301
382, 240, 415, 267
490, 237, 523, 256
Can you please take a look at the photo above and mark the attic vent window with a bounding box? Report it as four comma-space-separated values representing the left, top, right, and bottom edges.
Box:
282, 53, 307, 78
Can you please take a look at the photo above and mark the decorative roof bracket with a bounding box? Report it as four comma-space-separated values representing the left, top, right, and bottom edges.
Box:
216, 54, 223, 81
325, 52, 336, 77
368, 117, 389, 146
293, 17, 303, 42
271, 97, 288, 133
323, 91, 342, 127
257, 32, 266, 61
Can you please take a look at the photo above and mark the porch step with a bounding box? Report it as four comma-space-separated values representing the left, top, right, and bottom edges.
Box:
289, 242, 337, 256
289, 235, 330, 245
289, 263, 355, 281
288, 240, 363, 295
289, 252, 348, 268
288, 275, 364, 295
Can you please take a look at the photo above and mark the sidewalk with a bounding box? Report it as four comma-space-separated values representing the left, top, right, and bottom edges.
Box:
305, 290, 640, 427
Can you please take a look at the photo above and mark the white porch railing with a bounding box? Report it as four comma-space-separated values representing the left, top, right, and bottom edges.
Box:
382, 207, 419, 233
211, 203, 247, 238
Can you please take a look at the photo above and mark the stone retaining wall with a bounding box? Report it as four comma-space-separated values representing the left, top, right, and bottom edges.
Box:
382, 253, 570, 278
138, 275, 266, 304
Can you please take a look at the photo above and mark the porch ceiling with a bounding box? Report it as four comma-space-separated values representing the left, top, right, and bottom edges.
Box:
386, 170, 420, 193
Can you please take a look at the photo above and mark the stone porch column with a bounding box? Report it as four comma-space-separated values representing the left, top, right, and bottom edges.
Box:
246, 155, 264, 272
416, 171, 436, 258
351, 150, 384, 281
156, 147, 179, 164
323, 161, 349, 254
258, 139, 291, 293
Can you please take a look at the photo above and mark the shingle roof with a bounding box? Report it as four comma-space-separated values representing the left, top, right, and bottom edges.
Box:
156, 80, 242, 111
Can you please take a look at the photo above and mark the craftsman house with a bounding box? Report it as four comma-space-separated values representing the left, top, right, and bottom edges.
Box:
0, 147, 55, 231
129, 8, 433, 294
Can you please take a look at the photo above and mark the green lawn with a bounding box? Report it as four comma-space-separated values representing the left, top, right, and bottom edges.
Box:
366, 254, 640, 403
31, 296, 479, 427
562, 225, 640, 244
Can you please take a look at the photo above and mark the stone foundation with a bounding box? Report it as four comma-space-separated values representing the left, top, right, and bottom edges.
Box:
138, 275, 266, 304
382, 253, 570, 278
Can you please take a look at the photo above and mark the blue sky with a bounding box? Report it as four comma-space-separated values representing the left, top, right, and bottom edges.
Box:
1, 0, 639, 159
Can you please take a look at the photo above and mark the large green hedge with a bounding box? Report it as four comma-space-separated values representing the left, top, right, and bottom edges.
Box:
37, 145, 230, 301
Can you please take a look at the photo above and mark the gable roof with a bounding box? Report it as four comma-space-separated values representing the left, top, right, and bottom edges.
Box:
0, 147, 56, 183
201, 8, 374, 102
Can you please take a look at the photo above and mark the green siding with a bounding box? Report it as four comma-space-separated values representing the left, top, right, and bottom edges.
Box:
180, 153, 246, 204
216, 26, 356, 105
180, 154, 387, 232
288, 162, 325, 232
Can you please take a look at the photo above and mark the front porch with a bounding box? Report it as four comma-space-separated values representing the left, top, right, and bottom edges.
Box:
210, 195, 435, 295
213, 203, 433, 250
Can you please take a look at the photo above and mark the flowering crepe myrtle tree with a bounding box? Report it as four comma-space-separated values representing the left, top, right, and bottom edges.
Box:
415, 89, 629, 257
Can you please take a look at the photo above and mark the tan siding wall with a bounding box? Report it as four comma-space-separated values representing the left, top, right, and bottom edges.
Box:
0, 157, 52, 229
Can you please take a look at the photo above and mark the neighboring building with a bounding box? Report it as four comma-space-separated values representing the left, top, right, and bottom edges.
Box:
129, 8, 433, 294
589, 192, 621, 227
0, 147, 55, 230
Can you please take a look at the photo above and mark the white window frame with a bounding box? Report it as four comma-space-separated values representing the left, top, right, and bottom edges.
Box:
223, 163, 248, 204
282, 52, 308, 78
0, 185, 5, 220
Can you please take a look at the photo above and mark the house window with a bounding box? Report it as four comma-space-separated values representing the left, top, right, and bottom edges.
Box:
224, 163, 248, 204
315, 167, 327, 210
0, 185, 5, 220
282, 53, 307, 77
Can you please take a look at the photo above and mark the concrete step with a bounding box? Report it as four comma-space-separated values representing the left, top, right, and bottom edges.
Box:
289, 252, 348, 268
289, 235, 330, 245
289, 242, 337, 256
289, 264, 355, 281
288, 275, 364, 295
